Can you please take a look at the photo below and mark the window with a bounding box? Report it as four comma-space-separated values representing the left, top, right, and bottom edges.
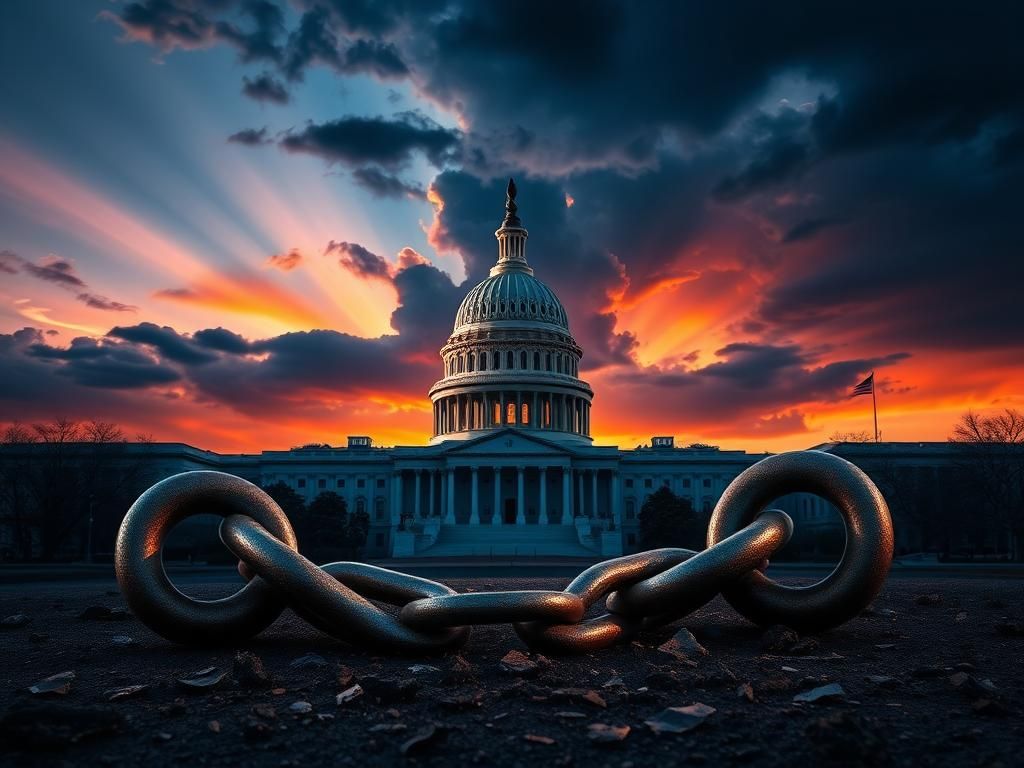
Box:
318, 478, 326, 489
357, 478, 366, 488
521, 402, 529, 424
493, 401, 501, 424
625, 478, 634, 488
533, 351, 540, 369
493, 351, 501, 369
557, 356, 562, 373
468, 354, 475, 372
625, 499, 636, 519
520, 350, 527, 368
297, 478, 306, 488
376, 478, 385, 488
375, 533, 385, 547
644, 478, 652, 488
683, 478, 691, 488
356, 497, 366, 514
336, 478, 345, 488
702, 500, 712, 514
546, 353, 552, 371
480, 355, 487, 371
703, 478, 711, 488
507, 402, 517, 424
374, 496, 386, 520
663, 478, 670, 487
507, 351, 514, 368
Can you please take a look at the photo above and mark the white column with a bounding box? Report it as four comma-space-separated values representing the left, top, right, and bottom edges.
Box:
391, 471, 403, 525
611, 472, 621, 527
445, 468, 455, 524
561, 468, 572, 524
539, 467, 547, 524
414, 469, 422, 519
429, 470, 436, 517
516, 466, 525, 525
470, 467, 480, 525
591, 469, 598, 518
492, 467, 502, 526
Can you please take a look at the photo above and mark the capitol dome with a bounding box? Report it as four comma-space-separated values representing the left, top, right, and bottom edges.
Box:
428, 179, 593, 445
453, 270, 569, 333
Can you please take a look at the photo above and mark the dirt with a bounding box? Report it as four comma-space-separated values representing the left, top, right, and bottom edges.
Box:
0, 575, 1021, 767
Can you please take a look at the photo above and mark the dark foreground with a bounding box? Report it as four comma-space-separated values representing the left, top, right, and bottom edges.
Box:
0, 574, 1021, 767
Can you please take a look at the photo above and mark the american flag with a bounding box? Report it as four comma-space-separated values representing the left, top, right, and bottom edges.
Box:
850, 373, 874, 398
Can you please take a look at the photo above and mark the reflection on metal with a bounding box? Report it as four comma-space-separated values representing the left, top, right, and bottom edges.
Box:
116, 451, 892, 654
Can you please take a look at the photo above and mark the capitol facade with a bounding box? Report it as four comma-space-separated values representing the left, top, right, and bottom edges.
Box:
103, 182, 844, 559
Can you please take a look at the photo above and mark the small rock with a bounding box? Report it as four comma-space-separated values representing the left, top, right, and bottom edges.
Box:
251, 703, 276, 720
29, 671, 75, 696
658, 627, 708, 663
400, 724, 446, 756
587, 723, 630, 745
289, 653, 327, 669
761, 625, 800, 652
78, 606, 128, 621
1, 614, 30, 629
954, 611, 968, 623
601, 676, 624, 689
369, 723, 407, 733
336, 684, 363, 705
438, 692, 481, 710
500, 650, 539, 676
29, 632, 48, 644
233, 651, 272, 689
524, 734, 555, 745
949, 673, 998, 698
554, 711, 586, 719
550, 688, 606, 708
153, 732, 172, 742
337, 665, 355, 688
288, 701, 312, 715
177, 667, 226, 690
110, 635, 134, 647
104, 685, 148, 702
737, 683, 755, 702
408, 664, 440, 674
645, 703, 715, 734
208, 720, 221, 733
442, 655, 476, 685
794, 684, 845, 704
914, 593, 942, 606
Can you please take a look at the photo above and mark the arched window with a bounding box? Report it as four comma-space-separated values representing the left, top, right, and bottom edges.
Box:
521, 402, 529, 424
507, 351, 514, 369
557, 356, 563, 373
493, 401, 501, 424
457, 356, 464, 373
493, 351, 500, 369
357, 496, 367, 515
506, 402, 517, 424
467, 353, 475, 372
520, 350, 527, 368
533, 351, 540, 369
480, 354, 487, 371
546, 353, 552, 371
625, 499, 636, 519
373, 496, 385, 520
520, 301, 527, 313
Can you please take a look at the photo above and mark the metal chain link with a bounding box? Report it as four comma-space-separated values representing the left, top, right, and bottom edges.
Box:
115, 450, 894, 654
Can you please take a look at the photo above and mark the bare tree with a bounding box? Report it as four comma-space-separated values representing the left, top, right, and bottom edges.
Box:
828, 430, 874, 443
950, 409, 1024, 559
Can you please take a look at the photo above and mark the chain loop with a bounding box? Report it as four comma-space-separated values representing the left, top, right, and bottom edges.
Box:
115, 450, 893, 654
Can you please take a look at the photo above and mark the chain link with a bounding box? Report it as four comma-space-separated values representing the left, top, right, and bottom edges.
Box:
115, 450, 894, 654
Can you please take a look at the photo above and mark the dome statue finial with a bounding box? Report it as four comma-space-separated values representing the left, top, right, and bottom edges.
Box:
502, 177, 521, 227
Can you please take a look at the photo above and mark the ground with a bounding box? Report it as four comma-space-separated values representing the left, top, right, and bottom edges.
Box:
0, 570, 1021, 767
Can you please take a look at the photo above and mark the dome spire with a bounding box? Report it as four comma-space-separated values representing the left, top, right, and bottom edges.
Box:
502, 178, 521, 227
493, 177, 531, 275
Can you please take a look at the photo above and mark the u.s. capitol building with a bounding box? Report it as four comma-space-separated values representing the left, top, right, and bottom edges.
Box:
110, 181, 847, 559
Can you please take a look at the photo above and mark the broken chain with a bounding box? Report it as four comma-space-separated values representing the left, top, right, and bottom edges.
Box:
115, 451, 894, 654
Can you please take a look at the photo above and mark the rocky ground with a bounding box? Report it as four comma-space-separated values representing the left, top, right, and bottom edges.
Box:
0, 574, 1021, 767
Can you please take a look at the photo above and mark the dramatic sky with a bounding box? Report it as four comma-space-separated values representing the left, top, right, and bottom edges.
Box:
1, 1, 1021, 453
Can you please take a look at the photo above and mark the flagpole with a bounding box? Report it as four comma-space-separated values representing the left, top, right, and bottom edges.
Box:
871, 371, 878, 442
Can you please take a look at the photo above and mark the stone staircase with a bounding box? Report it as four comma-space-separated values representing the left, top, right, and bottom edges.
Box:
411, 523, 598, 558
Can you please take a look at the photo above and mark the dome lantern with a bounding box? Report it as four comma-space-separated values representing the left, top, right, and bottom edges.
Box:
492, 178, 532, 276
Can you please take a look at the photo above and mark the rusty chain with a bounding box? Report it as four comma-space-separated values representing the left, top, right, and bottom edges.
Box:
115, 451, 894, 654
